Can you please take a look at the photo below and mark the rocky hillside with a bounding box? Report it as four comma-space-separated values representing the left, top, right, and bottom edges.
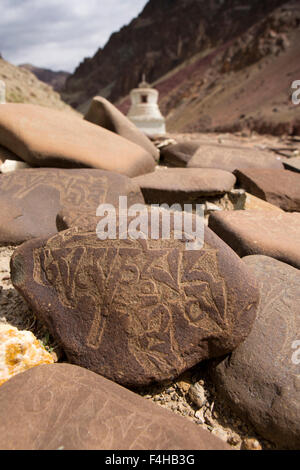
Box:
19, 64, 70, 92
0, 58, 78, 115
63, 0, 300, 135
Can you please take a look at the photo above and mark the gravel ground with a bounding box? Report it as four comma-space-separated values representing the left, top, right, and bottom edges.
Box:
0, 245, 275, 450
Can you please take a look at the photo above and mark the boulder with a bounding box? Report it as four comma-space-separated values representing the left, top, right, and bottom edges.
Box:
0, 104, 155, 177
187, 144, 283, 172
283, 156, 300, 173
234, 168, 300, 212
0, 168, 144, 244
211, 255, 300, 449
11, 217, 259, 388
160, 141, 202, 167
0, 363, 230, 450
0, 323, 54, 387
84, 96, 159, 162
209, 210, 300, 269
132, 168, 236, 206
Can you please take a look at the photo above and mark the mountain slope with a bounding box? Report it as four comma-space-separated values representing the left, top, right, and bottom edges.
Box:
0, 58, 78, 115
63, 0, 288, 113
20, 64, 70, 92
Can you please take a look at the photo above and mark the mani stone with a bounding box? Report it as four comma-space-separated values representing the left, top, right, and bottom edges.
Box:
0, 104, 155, 177
160, 141, 203, 167
283, 156, 300, 173
187, 144, 283, 172
0, 363, 230, 450
234, 168, 300, 212
0, 168, 144, 244
84, 96, 159, 162
209, 210, 300, 270
0, 323, 54, 387
132, 168, 236, 206
211, 255, 300, 450
10, 220, 259, 388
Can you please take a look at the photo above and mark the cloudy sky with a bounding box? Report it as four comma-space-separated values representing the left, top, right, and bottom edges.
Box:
0, 0, 148, 72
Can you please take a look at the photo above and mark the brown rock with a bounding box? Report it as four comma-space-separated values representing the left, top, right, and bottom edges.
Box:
84, 96, 159, 162
0, 168, 144, 244
0, 104, 155, 177
211, 255, 300, 450
160, 141, 202, 167
132, 168, 236, 206
209, 210, 300, 269
283, 156, 300, 173
187, 144, 283, 172
0, 363, 230, 450
0, 144, 20, 164
11, 218, 259, 388
234, 168, 300, 212
243, 192, 283, 212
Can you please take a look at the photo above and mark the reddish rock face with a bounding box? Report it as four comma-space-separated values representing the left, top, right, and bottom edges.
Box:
10, 221, 259, 388
208, 210, 300, 269
84, 96, 159, 162
132, 168, 236, 205
0, 168, 144, 244
234, 168, 300, 212
211, 255, 300, 450
187, 145, 283, 172
0, 363, 230, 450
0, 104, 155, 177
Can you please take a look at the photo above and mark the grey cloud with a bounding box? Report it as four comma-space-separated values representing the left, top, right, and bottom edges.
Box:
0, 0, 148, 72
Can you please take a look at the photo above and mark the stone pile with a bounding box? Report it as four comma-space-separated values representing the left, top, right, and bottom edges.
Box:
0, 99, 299, 450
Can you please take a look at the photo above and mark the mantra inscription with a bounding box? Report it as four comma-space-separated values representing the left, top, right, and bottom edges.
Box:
32, 231, 230, 375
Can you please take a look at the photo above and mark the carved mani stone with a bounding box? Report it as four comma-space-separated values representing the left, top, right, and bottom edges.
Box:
211, 255, 300, 450
234, 168, 300, 212
160, 141, 203, 167
0, 363, 230, 450
0, 104, 155, 177
187, 144, 283, 172
132, 168, 236, 206
84, 96, 160, 162
209, 210, 300, 270
0, 168, 144, 244
11, 220, 259, 388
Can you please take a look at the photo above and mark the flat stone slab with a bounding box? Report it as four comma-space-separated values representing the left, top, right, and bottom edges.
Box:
187, 144, 283, 172
283, 156, 300, 173
234, 168, 300, 212
211, 255, 300, 449
209, 210, 300, 269
11, 221, 259, 388
0, 363, 230, 450
160, 141, 203, 167
0, 168, 144, 244
0, 104, 155, 177
85, 96, 159, 162
132, 168, 236, 205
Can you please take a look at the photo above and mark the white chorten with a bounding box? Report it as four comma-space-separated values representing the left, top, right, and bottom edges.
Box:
0, 80, 6, 104
127, 75, 166, 136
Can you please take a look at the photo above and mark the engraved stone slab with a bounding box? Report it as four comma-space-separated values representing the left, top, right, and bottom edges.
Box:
211, 255, 300, 450
209, 210, 300, 269
234, 168, 300, 212
84, 96, 160, 162
0, 104, 155, 177
0, 168, 144, 244
132, 168, 236, 206
0, 363, 230, 450
11, 221, 259, 387
187, 144, 283, 172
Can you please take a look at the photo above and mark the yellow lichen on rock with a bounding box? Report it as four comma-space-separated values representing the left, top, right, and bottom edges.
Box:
0, 323, 54, 386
